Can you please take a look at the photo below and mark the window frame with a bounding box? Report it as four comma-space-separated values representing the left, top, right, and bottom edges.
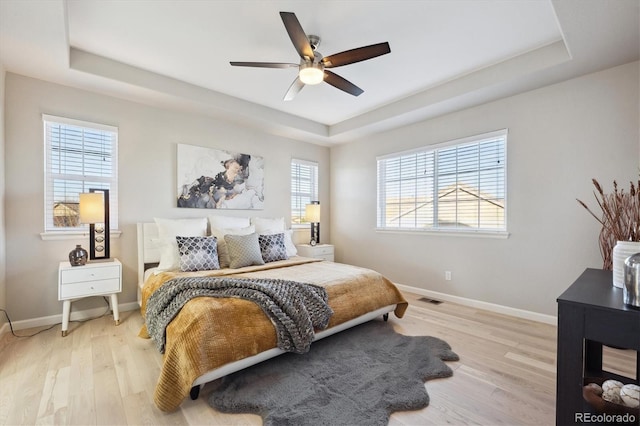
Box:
291, 158, 319, 227
376, 129, 508, 237
42, 114, 119, 240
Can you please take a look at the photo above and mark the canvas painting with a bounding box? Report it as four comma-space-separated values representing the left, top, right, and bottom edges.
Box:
177, 144, 264, 209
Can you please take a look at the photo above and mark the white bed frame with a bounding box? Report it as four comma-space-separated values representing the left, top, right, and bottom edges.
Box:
136, 222, 395, 400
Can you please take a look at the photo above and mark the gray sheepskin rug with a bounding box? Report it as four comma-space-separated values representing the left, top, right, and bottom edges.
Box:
208, 319, 459, 425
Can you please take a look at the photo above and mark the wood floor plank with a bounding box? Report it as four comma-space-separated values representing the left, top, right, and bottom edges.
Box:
91, 334, 128, 426
2, 291, 637, 425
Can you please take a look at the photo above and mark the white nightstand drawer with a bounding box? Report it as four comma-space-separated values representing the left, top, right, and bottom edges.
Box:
60, 278, 120, 299
315, 254, 334, 262
61, 265, 120, 284
296, 244, 335, 261
312, 245, 334, 256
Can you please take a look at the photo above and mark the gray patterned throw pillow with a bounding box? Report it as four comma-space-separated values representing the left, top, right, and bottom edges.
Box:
224, 233, 265, 269
258, 233, 289, 263
176, 236, 220, 272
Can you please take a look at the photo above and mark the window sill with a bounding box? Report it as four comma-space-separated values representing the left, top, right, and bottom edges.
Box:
375, 228, 509, 239
291, 224, 311, 230
40, 230, 122, 241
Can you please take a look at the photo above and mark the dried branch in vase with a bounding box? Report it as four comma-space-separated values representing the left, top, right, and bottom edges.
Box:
577, 179, 640, 270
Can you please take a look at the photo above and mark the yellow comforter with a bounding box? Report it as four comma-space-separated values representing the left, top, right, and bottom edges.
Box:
140, 257, 408, 412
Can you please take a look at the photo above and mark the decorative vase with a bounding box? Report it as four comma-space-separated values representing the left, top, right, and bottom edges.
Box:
69, 244, 88, 266
612, 241, 640, 288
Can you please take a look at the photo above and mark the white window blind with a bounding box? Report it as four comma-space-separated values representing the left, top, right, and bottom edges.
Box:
291, 158, 318, 225
43, 115, 118, 232
377, 129, 507, 233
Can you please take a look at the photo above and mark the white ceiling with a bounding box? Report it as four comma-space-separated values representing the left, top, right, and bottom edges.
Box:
1, 0, 638, 145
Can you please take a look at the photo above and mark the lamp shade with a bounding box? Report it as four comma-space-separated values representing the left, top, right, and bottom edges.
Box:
305, 203, 321, 223
79, 192, 104, 224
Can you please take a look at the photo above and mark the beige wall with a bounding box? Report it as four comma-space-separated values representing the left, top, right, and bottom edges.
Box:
4, 73, 329, 322
0, 63, 6, 322
4, 62, 639, 323
330, 61, 640, 317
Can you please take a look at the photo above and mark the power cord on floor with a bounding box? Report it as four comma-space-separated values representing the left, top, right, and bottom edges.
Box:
0, 296, 111, 338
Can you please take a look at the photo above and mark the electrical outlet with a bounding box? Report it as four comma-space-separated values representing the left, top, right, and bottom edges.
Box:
445, 271, 452, 281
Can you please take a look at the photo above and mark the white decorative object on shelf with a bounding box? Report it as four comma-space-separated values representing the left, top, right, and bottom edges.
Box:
612, 241, 640, 288
602, 379, 624, 393
620, 384, 640, 408
602, 379, 624, 404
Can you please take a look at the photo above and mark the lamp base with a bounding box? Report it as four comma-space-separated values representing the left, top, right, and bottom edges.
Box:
310, 222, 320, 245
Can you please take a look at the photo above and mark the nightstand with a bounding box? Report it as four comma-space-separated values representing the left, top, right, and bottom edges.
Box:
296, 244, 334, 261
58, 259, 122, 336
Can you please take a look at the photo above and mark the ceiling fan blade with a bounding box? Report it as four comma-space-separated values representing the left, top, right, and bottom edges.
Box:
323, 70, 364, 97
284, 77, 305, 101
230, 61, 298, 69
280, 12, 314, 60
322, 42, 391, 68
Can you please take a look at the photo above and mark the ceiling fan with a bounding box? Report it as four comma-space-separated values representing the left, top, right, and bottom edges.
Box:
230, 11, 391, 101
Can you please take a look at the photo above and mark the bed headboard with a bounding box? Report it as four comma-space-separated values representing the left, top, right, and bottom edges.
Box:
136, 222, 162, 287
136, 220, 308, 288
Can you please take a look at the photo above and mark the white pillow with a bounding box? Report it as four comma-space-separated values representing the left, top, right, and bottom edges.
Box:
209, 215, 250, 231
284, 229, 297, 257
211, 225, 256, 268
154, 217, 208, 272
251, 217, 285, 234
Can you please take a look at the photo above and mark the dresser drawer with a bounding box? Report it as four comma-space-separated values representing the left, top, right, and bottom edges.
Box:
60, 278, 120, 299
61, 265, 120, 284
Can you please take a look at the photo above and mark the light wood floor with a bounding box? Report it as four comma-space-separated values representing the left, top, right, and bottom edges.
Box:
0, 292, 636, 425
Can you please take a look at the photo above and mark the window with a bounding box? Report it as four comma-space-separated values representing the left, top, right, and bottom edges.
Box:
377, 129, 507, 234
291, 159, 318, 225
43, 115, 118, 233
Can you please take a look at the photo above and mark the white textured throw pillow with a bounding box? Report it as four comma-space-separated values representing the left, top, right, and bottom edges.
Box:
210, 225, 256, 268
155, 217, 208, 272
225, 233, 265, 269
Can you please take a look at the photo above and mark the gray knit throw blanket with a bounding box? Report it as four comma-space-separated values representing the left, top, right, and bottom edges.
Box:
145, 276, 333, 355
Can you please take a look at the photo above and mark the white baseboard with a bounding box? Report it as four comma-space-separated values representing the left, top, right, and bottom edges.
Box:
395, 283, 557, 325
0, 301, 140, 333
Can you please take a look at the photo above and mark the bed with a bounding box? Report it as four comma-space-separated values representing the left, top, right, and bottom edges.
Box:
136, 221, 408, 412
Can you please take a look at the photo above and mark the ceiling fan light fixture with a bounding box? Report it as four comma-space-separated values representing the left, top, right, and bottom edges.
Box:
299, 63, 324, 85
230, 12, 390, 100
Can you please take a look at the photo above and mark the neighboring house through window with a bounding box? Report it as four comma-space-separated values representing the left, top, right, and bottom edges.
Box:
291, 158, 318, 225
377, 129, 507, 234
43, 114, 118, 234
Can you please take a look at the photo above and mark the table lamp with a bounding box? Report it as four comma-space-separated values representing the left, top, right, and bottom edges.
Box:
79, 188, 110, 261
305, 201, 320, 246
